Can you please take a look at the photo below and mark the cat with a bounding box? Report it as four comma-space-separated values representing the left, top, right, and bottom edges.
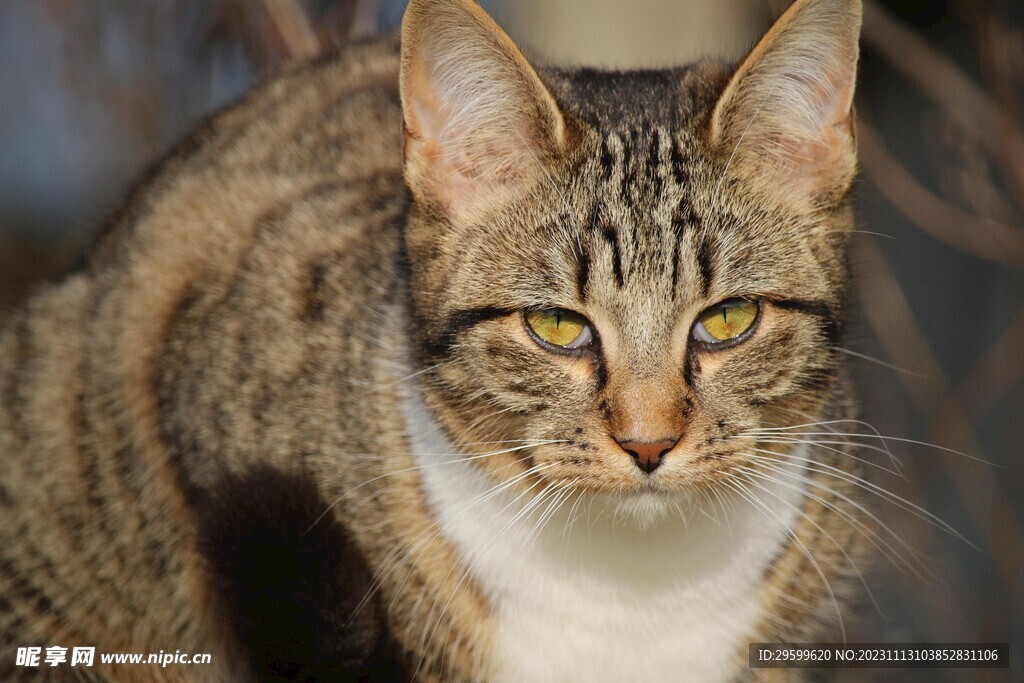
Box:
0, 0, 870, 680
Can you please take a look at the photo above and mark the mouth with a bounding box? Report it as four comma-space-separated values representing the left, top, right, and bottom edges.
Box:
634, 478, 661, 494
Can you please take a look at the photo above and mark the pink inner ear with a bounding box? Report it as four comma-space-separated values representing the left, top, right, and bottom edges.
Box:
404, 76, 539, 219
404, 67, 447, 144
803, 65, 855, 133
781, 122, 853, 196
399, 0, 566, 223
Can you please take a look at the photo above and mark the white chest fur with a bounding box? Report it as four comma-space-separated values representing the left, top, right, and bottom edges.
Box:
401, 387, 806, 683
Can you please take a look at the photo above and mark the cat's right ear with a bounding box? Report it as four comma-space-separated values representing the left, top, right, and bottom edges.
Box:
709, 0, 862, 205
399, 0, 567, 227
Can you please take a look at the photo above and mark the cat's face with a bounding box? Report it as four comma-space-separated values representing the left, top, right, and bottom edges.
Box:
399, 0, 859, 522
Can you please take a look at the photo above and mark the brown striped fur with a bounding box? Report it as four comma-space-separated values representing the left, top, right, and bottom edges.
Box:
1, 1, 871, 680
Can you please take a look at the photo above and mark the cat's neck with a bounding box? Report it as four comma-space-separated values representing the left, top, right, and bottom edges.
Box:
400, 375, 807, 682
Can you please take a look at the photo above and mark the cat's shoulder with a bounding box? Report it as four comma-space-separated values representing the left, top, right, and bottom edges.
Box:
88, 33, 406, 277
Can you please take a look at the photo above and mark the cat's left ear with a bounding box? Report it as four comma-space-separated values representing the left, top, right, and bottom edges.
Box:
400, 0, 567, 226
709, 0, 862, 203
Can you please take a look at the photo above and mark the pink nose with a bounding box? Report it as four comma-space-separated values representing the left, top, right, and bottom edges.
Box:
615, 438, 679, 474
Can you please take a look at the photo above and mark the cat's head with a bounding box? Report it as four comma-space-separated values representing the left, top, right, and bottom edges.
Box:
398, 0, 861, 522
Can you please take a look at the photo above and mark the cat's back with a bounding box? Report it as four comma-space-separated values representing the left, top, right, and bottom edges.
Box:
0, 35, 407, 679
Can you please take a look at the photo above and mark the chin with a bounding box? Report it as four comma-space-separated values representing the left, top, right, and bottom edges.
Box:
599, 488, 688, 530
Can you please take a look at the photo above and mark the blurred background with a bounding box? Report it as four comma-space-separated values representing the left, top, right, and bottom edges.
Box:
1, 1, 1021, 679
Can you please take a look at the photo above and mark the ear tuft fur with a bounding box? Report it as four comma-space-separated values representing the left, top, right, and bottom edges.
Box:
710, 0, 862, 203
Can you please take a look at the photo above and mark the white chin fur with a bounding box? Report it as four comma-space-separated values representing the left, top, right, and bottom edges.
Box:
586, 489, 690, 531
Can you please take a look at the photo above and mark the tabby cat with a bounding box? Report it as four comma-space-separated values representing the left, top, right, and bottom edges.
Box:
0, 0, 869, 680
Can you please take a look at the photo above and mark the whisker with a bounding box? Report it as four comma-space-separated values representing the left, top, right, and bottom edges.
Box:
720, 475, 847, 642
560, 487, 588, 553
352, 359, 453, 394
411, 475, 555, 679
706, 482, 735, 534
357, 460, 554, 588
419, 478, 560, 675
460, 439, 567, 446
741, 428, 997, 467
742, 447, 977, 549
463, 404, 519, 433
522, 477, 580, 551
306, 441, 566, 533
827, 228, 895, 239
742, 415, 902, 470
730, 435, 902, 476
374, 462, 561, 621
736, 460, 935, 583
733, 465, 888, 619
831, 346, 926, 377
713, 90, 773, 204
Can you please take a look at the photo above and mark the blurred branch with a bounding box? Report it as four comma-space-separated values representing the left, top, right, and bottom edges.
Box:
941, 305, 1024, 428
261, 0, 321, 60
957, 1, 1024, 211
855, 237, 1024, 619
863, 0, 1024, 212
218, 0, 357, 68
858, 122, 1024, 269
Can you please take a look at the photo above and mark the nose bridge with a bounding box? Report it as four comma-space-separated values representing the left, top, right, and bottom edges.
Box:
618, 294, 667, 364
602, 304, 686, 473
606, 366, 684, 442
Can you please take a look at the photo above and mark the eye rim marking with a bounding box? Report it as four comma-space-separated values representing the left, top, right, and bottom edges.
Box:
523, 308, 597, 357
690, 297, 761, 353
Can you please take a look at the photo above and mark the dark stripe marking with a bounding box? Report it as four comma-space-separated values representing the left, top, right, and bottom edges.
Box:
576, 247, 591, 302
684, 349, 700, 387
601, 227, 625, 287
695, 232, 716, 298
646, 129, 663, 197
0, 557, 55, 617
769, 298, 834, 319
670, 137, 689, 186
620, 131, 633, 175
619, 130, 638, 201
669, 204, 688, 291
768, 298, 840, 344
302, 261, 329, 323
599, 137, 615, 182
593, 355, 608, 392
670, 242, 681, 293
3, 313, 32, 445
422, 306, 515, 359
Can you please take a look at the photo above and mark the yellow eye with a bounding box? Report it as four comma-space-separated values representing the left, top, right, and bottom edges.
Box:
692, 298, 759, 345
525, 309, 594, 350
